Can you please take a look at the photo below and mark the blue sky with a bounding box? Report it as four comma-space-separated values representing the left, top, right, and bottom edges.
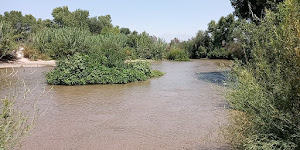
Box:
1, 0, 234, 42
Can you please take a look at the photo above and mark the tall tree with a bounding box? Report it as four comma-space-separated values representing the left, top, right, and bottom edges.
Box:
230, 0, 284, 21
88, 17, 102, 34
3, 11, 23, 30
98, 15, 113, 32
52, 6, 70, 27
120, 28, 131, 35
207, 14, 236, 48
52, 6, 89, 29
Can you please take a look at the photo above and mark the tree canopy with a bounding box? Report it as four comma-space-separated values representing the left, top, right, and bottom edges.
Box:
230, 0, 284, 21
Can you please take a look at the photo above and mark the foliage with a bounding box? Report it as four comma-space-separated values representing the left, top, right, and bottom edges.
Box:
101, 26, 120, 34
88, 17, 102, 34
1, 11, 39, 41
135, 32, 167, 60
0, 21, 16, 60
32, 27, 91, 59
0, 98, 30, 150
1, 6, 168, 61
0, 69, 38, 150
52, 6, 89, 29
152, 39, 167, 60
166, 47, 189, 61
230, 0, 284, 21
207, 48, 230, 59
120, 28, 131, 35
227, 0, 300, 149
87, 33, 128, 67
207, 14, 236, 48
22, 44, 50, 60
179, 14, 241, 60
98, 15, 113, 30
46, 53, 164, 85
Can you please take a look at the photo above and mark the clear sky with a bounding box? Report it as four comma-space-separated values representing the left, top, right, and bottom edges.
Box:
0, 0, 234, 42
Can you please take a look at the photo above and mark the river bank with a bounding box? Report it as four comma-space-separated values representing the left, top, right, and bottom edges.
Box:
0, 59, 56, 68
0, 47, 56, 68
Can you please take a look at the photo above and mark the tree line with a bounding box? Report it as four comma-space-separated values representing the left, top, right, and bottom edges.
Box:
171, 0, 286, 61
0, 6, 169, 61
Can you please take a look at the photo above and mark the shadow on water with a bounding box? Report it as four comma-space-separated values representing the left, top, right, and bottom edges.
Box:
197, 71, 230, 87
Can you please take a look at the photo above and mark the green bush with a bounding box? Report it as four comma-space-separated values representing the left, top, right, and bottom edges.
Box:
152, 39, 167, 60
46, 53, 164, 85
22, 44, 50, 60
0, 70, 36, 149
0, 99, 31, 150
166, 47, 189, 61
32, 27, 91, 59
32, 27, 132, 61
0, 21, 16, 60
135, 32, 167, 60
227, 0, 300, 149
87, 33, 128, 67
207, 48, 230, 59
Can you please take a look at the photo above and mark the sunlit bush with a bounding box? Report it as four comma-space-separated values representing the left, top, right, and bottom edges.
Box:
166, 47, 189, 61
0, 21, 16, 60
46, 53, 164, 85
135, 32, 167, 60
32, 27, 91, 59
227, 0, 300, 149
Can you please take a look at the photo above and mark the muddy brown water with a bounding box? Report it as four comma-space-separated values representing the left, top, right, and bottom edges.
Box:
0, 59, 231, 150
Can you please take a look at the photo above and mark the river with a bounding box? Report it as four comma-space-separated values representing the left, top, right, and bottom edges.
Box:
0, 59, 230, 150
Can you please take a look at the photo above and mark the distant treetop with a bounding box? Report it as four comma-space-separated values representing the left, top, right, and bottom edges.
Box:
230, 0, 284, 21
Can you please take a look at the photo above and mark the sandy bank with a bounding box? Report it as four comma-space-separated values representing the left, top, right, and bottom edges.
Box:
0, 59, 56, 68
0, 47, 56, 68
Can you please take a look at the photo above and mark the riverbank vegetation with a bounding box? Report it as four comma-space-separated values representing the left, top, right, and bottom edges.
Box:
225, 0, 300, 149
0, 21, 17, 60
46, 54, 164, 85
0, 98, 30, 149
170, 14, 242, 60
0, 7, 169, 61
0, 70, 36, 149
0, 6, 166, 85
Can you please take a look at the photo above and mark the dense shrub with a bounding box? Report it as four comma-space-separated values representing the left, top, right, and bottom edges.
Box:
0, 21, 16, 60
22, 44, 50, 60
0, 99, 30, 149
207, 48, 230, 59
87, 33, 128, 67
0, 70, 36, 149
177, 14, 241, 60
135, 32, 167, 60
32, 27, 133, 61
32, 27, 91, 59
227, 0, 300, 149
46, 53, 164, 85
166, 47, 189, 61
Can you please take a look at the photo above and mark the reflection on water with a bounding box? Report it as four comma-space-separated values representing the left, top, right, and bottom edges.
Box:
0, 59, 231, 150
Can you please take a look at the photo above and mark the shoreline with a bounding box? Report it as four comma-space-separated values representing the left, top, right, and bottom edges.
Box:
0, 47, 56, 69
0, 59, 56, 68
0, 58, 231, 69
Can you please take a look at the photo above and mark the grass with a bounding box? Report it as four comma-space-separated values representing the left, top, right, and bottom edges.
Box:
0, 69, 38, 150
